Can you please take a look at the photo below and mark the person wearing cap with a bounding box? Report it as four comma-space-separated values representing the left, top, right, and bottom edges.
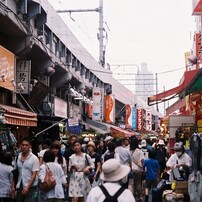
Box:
86, 159, 135, 202
87, 141, 101, 185
154, 139, 168, 175
166, 142, 192, 171
104, 135, 114, 143
140, 139, 149, 160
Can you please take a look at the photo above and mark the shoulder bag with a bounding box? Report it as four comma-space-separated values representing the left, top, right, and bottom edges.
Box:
40, 164, 56, 192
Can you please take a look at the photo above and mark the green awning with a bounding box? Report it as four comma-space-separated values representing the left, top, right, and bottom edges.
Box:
184, 68, 202, 95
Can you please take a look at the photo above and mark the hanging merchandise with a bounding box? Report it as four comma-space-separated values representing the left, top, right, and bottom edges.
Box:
190, 133, 202, 171
7, 130, 17, 147
0, 129, 17, 151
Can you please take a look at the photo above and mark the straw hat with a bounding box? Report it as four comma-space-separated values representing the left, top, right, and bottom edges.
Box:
100, 159, 130, 182
87, 141, 95, 148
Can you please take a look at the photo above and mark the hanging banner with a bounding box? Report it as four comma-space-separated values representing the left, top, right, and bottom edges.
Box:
54, 97, 67, 118
92, 87, 104, 121
105, 95, 115, 123
137, 107, 143, 131
146, 108, 152, 131
132, 107, 137, 130
125, 104, 132, 129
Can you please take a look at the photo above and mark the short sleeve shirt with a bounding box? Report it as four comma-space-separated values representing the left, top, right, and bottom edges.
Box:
16, 152, 39, 188
143, 158, 159, 180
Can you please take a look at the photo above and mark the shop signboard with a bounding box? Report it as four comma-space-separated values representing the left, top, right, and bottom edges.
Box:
0, 46, 15, 91
132, 107, 137, 130
137, 107, 143, 131
146, 108, 152, 131
16, 60, 31, 94
54, 97, 67, 118
67, 118, 81, 134
105, 94, 115, 123
125, 104, 132, 129
92, 87, 104, 121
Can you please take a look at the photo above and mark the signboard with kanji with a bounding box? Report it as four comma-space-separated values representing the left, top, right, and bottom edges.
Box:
16, 60, 31, 94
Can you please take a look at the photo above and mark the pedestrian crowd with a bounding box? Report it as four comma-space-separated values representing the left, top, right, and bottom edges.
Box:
0, 134, 192, 202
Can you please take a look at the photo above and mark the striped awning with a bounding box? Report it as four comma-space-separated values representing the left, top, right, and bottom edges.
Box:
0, 104, 37, 126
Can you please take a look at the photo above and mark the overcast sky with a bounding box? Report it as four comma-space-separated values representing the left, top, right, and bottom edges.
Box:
49, 0, 196, 111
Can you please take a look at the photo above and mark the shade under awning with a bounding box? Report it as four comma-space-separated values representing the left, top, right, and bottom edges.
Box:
0, 104, 37, 126
110, 126, 138, 138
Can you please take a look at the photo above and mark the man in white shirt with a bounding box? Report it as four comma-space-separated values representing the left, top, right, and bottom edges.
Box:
87, 159, 135, 202
15, 137, 39, 202
166, 142, 192, 182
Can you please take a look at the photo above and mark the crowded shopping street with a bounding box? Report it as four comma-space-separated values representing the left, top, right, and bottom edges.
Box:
0, 0, 202, 202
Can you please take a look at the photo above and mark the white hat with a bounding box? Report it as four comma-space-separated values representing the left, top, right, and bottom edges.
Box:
157, 139, 165, 146
84, 137, 90, 142
104, 135, 113, 142
141, 139, 147, 147
100, 159, 130, 182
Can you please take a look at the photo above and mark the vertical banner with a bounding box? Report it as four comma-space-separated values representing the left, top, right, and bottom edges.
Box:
92, 87, 104, 121
137, 107, 143, 131
146, 108, 152, 131
105, 95, 115, 123
132, 107, 137, 130
125, 104, 132, 128
0, 46, 15, 91
195, 33, 201, 69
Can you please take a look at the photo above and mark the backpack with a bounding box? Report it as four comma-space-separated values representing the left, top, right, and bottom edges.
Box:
39, 164, 56, 192
104, 152, 115, 162
99, 184, 125, 202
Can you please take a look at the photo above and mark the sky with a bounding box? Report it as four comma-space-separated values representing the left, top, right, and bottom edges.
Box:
48, 0, 196, 113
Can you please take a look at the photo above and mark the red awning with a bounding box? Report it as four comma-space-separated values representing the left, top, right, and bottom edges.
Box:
110, 126, 138, 138
0, 104, 37, 126
148, 69, 199, 105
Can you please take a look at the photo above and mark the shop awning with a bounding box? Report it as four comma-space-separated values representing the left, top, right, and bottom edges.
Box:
110, 126, 138, 138
148, 69, 199, 106
0, 104, 37, 126
182, 68, 202, 95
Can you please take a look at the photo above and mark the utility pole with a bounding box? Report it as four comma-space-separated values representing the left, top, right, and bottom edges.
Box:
57, 0, 105, 67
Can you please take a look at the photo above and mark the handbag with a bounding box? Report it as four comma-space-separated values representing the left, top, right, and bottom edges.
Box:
40, 164, 56, 192
12, 154, 19, 187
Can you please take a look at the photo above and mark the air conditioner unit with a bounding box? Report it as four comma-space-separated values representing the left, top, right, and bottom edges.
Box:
61, 57, 66, 63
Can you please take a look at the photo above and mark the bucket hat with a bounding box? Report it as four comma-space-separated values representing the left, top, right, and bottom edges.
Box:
100, 159, 130, 182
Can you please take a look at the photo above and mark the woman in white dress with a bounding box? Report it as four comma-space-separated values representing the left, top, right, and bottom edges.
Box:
68, 140, 93, 202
